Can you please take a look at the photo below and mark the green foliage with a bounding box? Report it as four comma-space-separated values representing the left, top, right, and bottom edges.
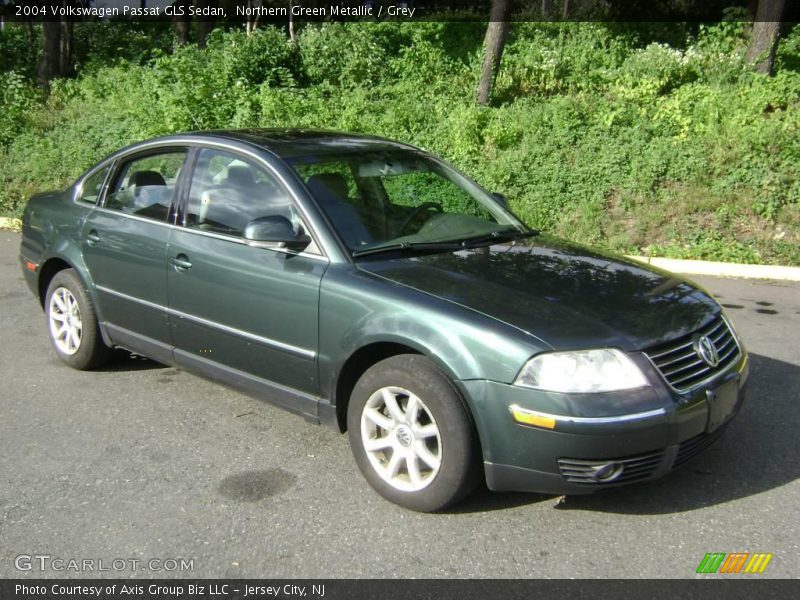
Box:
0, 24, 40, 79
1, 20, 798, 265
71, 21, 174, 72
299, 22, 397, 87
0, 71, 39, 147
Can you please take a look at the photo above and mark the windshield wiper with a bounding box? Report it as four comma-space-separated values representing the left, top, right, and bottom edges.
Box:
352, 229, 539, 258
352, 240, 462, 258
459, 228, 539, 248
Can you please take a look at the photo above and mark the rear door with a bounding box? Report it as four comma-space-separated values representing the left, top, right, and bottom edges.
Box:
166, 147, 328, 412
81, 148, 188, 362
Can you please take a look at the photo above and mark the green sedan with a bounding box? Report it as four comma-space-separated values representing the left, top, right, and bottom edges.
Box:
19, 130, 748, 511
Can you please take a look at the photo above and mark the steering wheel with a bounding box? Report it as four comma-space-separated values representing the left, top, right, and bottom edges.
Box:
398, 202, 443, 235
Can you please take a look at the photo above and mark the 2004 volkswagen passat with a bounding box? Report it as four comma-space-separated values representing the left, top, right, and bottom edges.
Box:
20, 130, 748, 511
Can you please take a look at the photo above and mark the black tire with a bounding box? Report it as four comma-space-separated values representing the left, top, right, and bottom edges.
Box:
347, 354, 481, 512
44, 269, 112, 370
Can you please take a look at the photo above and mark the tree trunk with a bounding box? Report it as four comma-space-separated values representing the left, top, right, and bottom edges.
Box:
173, 0, 192, 47
26, 17, 35, 44
562, 0, 569, 19
289, 1, 297, 45
175, 19, 190, 46
59, 18, 73, 77
37, 19, 62, 90
745, 0, 786, 75
245, 0, 260, 36
476, 0, 511, 106
196, 0, 217, 48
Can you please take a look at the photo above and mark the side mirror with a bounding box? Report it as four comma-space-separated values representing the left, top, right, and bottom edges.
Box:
243, 216, 310, 251
491, 192, 508, 209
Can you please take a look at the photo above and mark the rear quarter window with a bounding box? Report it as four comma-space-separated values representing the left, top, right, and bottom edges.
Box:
77, 166, 112, 205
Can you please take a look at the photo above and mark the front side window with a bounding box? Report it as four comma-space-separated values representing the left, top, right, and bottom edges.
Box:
289, 148, 527, 254
77, 165, 111, 205
105, 151, 187, 221
185, 149, 301, 239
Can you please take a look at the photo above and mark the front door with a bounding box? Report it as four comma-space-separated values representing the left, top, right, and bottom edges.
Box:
166, 147, 327, 413
81, 148, 188, 362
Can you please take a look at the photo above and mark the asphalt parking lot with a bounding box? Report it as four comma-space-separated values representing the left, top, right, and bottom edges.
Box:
1, 231, 798, 579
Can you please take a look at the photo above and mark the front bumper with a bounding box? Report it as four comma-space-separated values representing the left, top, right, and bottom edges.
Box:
459, 352, 748, 495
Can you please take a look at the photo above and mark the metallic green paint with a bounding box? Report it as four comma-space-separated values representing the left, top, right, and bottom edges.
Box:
167, 228, 326, 394
83, 209, 172, 347
354, 233, 721, 352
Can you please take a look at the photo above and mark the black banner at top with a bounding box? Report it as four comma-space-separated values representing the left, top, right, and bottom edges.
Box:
0, 0, 798, 23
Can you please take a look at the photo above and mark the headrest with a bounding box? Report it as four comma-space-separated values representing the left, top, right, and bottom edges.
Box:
226, 166, 257, 188
129, 170, 166, 188
306, 173, 349, 202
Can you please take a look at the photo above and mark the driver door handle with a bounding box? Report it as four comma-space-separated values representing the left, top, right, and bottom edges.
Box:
170, 254, 193, 271
86, 230, 101, 246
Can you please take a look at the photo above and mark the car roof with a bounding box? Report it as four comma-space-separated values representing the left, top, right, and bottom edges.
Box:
179, 128, 414, 159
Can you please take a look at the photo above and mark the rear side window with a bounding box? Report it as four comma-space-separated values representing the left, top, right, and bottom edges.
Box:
104, 151, 187, 221
77, 166, 111, 205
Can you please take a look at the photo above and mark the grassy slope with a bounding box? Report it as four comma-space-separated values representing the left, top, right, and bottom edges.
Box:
1, 20, 798, 264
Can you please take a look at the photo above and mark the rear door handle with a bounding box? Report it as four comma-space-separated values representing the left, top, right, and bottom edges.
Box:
170, 254, 193, 270
86, 230, 101, 246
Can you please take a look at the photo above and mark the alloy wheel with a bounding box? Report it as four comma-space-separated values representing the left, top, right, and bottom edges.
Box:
360, 386, 442, 492
48, 286, 82, 355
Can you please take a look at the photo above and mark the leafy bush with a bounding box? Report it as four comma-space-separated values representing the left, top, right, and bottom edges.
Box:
71, 21, 173, 72
300, 22, 396, 87
0, 71, 39, 147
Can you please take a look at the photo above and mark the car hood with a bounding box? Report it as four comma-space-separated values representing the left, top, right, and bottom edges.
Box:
355, 234, 720, 351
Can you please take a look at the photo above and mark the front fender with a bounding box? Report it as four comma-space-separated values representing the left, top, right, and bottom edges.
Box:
318, 266, 544, 402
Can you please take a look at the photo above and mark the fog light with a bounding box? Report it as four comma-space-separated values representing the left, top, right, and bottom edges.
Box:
591, 462, 624, 482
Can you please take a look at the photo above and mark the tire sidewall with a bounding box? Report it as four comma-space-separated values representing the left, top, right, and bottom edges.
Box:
45, 269, 108, 370
347, 354, 479, 512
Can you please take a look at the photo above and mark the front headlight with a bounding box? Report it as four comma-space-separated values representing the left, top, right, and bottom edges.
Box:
514, 349, 649, 393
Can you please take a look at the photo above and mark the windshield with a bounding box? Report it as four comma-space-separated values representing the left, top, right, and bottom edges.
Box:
288, 147, 529, 256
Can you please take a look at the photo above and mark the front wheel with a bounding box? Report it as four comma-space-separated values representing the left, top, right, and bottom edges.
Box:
347, 354, 481, 512
45, 269, 112, 370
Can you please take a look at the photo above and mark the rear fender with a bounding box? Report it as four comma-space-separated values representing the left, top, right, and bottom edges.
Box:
38, 238, 113, 348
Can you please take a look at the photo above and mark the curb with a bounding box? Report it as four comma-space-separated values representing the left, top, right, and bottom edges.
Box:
0, 217, 21, 232
627, 256, 800, 282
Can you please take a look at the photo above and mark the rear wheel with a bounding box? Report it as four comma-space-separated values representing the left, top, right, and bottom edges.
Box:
45, 269, 112, 370
347, 354, 480, 512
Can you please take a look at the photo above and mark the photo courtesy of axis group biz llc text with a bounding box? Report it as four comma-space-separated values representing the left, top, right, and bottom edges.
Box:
15, 583, 325, 597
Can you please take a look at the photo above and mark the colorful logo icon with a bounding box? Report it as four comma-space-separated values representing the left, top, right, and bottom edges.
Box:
696, 552, 773, 574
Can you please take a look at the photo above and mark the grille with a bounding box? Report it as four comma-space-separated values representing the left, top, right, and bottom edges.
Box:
673, 424, 729, 468
644, 316, 740, 392
558, 449, 664, 485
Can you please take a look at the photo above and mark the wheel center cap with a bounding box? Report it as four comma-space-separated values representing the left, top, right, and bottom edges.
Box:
395, 425, 414, 447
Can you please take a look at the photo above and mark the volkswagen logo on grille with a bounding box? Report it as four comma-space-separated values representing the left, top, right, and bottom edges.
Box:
695, 335, 720, 368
